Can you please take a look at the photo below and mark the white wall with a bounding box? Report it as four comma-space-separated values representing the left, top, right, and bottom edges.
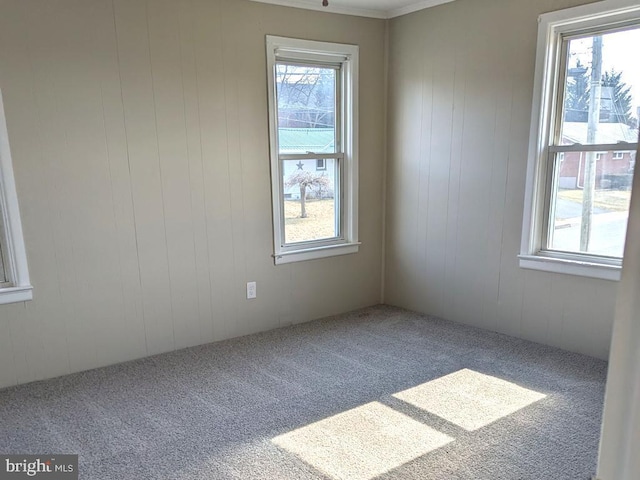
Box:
0, 0, 386, 388
385, 0, 615, 359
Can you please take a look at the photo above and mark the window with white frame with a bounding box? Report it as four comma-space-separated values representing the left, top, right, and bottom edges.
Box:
0, 89, 32, 303
266, 36, 359, 265
520, 0, 640, 281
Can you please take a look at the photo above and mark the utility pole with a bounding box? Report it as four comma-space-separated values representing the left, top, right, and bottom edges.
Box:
580, 35, 603, 252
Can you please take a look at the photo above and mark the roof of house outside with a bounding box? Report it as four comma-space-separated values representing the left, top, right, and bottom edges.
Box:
561, 122, 639, 145
278, 128, 335, 154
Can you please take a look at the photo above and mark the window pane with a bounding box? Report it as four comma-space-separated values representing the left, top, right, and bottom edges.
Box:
276, 64, 337, 154
282, 158, 338, 244
560, 28, 640, 146
549, 149, 635, 257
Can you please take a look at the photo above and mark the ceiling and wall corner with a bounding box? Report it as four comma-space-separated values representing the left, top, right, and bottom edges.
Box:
248, 0, 456, 19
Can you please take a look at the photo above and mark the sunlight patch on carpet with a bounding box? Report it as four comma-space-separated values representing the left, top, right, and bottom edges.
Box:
393, 368, 547, 431
272, 401, 453, 480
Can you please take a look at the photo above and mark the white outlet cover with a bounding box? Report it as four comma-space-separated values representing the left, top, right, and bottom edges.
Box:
247, 282, 257, 299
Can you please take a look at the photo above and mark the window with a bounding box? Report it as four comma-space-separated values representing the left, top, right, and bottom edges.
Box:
266, 36, 359, 264
0, 89, 32, 303
520, 0, 640, 281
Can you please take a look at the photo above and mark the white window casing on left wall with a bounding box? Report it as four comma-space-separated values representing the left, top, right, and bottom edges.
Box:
0, 89, 32, 304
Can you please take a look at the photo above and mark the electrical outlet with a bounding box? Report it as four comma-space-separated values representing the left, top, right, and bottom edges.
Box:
246, 281, 257, 299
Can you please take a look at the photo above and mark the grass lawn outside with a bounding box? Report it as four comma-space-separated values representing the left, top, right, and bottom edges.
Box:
284, 199, 336, 243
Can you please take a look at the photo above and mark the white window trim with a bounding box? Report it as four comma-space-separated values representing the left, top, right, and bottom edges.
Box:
520, 0, 640, 282
0, 89, 32, 303
266, 36, 359, 265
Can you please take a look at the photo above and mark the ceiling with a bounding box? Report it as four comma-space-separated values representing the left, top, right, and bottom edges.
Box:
249, 0, 456, 19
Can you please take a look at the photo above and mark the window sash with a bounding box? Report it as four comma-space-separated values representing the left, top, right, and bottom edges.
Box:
549, 143, 639, 153
278, 153, 344, 250
274, 58, 345, 251
274, 50, 349, 66
276, 61, 342, 154
542, 146, 636, 261
279, 153, 343, 160
552, 28, 640, 149
539, 19, 639, 262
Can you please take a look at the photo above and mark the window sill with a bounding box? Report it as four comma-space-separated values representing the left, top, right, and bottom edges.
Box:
0, 285, 33, 305
274, 242, 360, 265
518, 254, 621, 281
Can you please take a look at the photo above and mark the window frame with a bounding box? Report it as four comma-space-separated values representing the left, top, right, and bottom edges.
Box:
266, 36, 359, 265
520, 0, 640, 281
0, 210, 11, 287
0, 89, 32, 304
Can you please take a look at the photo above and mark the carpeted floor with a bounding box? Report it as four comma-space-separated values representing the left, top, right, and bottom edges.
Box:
0, 305, 606, 479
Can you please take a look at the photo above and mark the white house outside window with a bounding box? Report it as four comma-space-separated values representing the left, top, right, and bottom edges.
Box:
520, 0, 640, 281
266, 36, 359, 264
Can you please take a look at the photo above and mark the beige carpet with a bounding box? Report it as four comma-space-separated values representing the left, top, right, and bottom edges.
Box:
0, 305, 606, 479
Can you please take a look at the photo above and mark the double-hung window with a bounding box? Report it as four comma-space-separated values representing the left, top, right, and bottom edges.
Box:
266, 36, 359, 265
0, 89, 32, 303
521, 0, 640, 281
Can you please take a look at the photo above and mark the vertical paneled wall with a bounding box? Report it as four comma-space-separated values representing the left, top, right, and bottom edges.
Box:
0, 0, 386, 388
385, 0, 615, 360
